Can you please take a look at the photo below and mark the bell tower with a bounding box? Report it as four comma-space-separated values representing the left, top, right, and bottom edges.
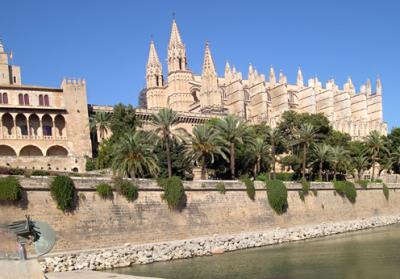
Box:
146, 40, 166, 109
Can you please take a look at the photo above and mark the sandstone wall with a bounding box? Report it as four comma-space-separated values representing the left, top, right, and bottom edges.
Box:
0, 176, 399, 253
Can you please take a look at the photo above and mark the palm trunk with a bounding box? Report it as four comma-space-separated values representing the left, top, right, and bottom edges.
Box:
319, 160, 323, 181
130, 169, 135, 179
230, 143, 235, 179
271, 144, 276, 180
358, 169, 362, 181
333, 163, 337, 181
371, 150, 376, 182
302, 144, 307, 179
166, 137, 172, 178
201, 161, 207, 180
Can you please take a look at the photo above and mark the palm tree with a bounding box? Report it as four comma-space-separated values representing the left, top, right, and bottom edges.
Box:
295, 123, 318, 179
89, 111, 111, 140
251, 137, 270, 177
215, 115, 254, 179
312, 143, 332, 181
111, 131, 159, 178
151, 108, 188, 178
266, 128, 284, 179
187, 124, 229, 179
391, 146, 400, 172
365, 131, 389, 181
330, 146, 349, 181
351, 153, 370, 181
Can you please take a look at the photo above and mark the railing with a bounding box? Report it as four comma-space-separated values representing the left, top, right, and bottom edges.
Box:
0, 134, 67, 140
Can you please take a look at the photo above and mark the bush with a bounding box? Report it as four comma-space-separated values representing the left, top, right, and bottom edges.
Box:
115, 178, 138, 202
96, 183, 113, 199
333, 181, 357, 203
298, 178, 310, 202
266, 180, 288, 214
255, 173, 268, 182
0, 176, 22, 202
85, 159, 96, 171
357, 180, 369, 189
383, 183, 389, 201
50, 176, 76, 212
8, 168, 25, 175
31, 170, 50, 176
240, 176, 255, 201
158, 176, 186, 209
373, 178, 383, 183
216, 182, 226, 194
275, 172, 295, 181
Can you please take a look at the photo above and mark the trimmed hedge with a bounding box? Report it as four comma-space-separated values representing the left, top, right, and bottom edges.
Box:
115, 178, 138, 202
0, 176, 22, 202
96, 183, 113, 199
50, 176, 76, 212
31, 170, 50, 176
215, 182, 226, 194
240, 176, 255, 201
357, 180, 369, 189
158, 176, 186, 209
266, 180, 288, 214
383, 183, 389, 201
333, 181, 357, 203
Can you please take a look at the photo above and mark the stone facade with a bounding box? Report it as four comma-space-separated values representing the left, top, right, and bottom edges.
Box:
145, 19, 387, 139
0, 40, 92, 172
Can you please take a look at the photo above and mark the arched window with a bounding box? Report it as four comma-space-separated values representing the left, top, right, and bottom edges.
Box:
44, 95, 50, 106
3, 93, 8, 104
24, 94, 29, 105
0, 93, 2, 104
178, 57, 182, 70
39, 95, 44, 106
18, 94, 24, 105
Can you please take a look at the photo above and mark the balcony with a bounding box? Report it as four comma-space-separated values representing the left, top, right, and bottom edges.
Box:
0, 134, 67, 141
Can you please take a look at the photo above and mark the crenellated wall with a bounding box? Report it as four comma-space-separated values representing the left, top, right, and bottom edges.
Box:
1, 176, 400, 255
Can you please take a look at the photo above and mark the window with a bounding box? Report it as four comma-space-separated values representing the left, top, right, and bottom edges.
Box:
39, 95, 43, 106
44, 95, 49, 106
0, 94, 2, 104
18, 94, 24, 105
3, 93, 8, 104
24, 94, 29, 105
13, 76, 16, 83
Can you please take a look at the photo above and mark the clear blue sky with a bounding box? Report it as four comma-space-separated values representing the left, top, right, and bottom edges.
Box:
0, 0, 399, 129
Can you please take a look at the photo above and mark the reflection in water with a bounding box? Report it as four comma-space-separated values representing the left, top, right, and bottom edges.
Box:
112, 225, 400, 279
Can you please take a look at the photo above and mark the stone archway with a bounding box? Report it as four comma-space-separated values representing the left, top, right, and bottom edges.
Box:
54, 115, 66, 137
16, 114, 28, 136
46, 145, 68, 157
2, 113, 14, 136
29, 114, 40, 136
19, 145, 43, 156
0, 145, 17, 156
42, 114, 53, 137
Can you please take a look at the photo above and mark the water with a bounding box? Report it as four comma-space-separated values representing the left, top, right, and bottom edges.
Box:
112, 225, 400, 279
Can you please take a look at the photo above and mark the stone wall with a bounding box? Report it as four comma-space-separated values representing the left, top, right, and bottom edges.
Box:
0, 176, 399, 254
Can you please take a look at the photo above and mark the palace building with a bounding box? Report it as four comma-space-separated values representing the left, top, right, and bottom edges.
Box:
0, 39, 92, 172
146, 19, 387, 139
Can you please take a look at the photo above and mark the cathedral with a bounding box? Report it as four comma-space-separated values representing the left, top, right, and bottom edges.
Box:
146, 19, 387, 139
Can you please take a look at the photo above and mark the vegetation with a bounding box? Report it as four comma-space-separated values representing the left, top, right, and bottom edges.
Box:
240, 176, 255, 201
0, 176, 22, 202
333, 181, 357, 203
114, 178, 138, 202
215, 182, 226, 194
266, 180, 288, 214
31, 170, 50, 176
50, 176, 76, 212
383, 183, 389, 200
357, 180, 369, 189
96, 183, 113, 199
158, 176, 186, 209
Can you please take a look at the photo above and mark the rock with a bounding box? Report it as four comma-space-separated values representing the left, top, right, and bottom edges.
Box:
211, 246, 225, 254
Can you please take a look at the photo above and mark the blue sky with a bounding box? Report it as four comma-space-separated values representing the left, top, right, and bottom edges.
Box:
0, 0, 399, 129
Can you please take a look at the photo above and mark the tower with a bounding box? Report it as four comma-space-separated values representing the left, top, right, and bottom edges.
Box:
199, 42, 222, 113
0, 38, 21, 85
167, 19, 187, 73
146, 40, 166, 109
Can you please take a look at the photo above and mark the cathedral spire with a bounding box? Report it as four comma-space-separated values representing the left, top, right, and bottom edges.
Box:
146, 40, 163, 88
297, 67, 303, 87
202, 41, 216, 77
366, 78, 372, 94
269, 66, 276, 86
168, 18, 187, 73
147, 40, 160, 65
376, 76, 382, 95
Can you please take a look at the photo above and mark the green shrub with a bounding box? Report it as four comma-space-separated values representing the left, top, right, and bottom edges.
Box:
374, 178, 383, 183
298, 178, 310, 202
383, 183, 389, 201
158, 176, 186, 209
298, 190, 305, 201
255, 173, 268, 182
96, 183, 113, 199
275, 173, 295, 181
240, 176, 255, 201
50, 176, 76, 212
85, 159, 96, 171
357, 180, 369, 189
215, 182, 226, 194
115, 178, 138, 202
31, 170, 50, 176
0, 176, 22, 202
333, 181, 357, 203
8, 168, 25, 175
266, 180, 288, 214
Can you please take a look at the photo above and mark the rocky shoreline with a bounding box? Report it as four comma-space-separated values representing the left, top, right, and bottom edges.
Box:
41, 214, 400, 273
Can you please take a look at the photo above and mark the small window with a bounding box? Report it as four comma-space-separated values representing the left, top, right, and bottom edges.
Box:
44, 95, 49, 106
0, 93, 2, 104
13, 76, 16, 83
24, 94, 29, 105
3, 93, 8, 104
18, 94, 24, 105
39, 95, 43, 106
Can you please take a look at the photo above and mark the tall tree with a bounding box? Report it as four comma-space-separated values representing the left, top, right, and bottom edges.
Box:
365, 131, 389, 181
187, 125, 228, 179
151, 108, 188, 178
215, 115, 253, 179
111, 131, 159, 178
351, 153, 370, 181
110, 103, 141, 138
295, 123, 318, 179
330, 146, 349, 181
89, 111, 111, 140
312, 143, 332, 181
266, 128, 284, 179
251, 137, 270, 177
